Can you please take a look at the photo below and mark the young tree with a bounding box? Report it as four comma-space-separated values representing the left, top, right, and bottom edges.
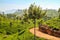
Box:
28, 4, 47, 40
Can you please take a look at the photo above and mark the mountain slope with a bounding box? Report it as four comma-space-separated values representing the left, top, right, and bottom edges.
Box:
46, 9, 59, 18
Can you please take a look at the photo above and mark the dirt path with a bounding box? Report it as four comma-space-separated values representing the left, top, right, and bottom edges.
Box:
29, 28, 60, 40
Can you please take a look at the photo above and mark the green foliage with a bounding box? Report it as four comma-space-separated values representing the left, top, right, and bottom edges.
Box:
0, 15, 46, 40
46, 18, 60, 29
28, 4, 47, 19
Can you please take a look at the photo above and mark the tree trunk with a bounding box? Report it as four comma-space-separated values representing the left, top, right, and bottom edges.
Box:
34, 19, 36, 40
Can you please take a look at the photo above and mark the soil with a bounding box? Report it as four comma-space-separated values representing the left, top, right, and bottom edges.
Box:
29, 28, 60, 40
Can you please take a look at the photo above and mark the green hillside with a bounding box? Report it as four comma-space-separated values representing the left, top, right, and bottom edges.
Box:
46, 9, 59, 18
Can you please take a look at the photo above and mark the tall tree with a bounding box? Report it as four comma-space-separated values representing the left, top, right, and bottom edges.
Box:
28, 4, 47, 40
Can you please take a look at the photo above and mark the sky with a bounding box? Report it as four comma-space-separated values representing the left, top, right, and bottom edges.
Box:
0, 0, 60, 11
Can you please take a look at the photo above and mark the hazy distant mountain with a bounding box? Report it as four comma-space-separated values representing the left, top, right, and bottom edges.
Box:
1, 9, 59, 18
4, 9, 23, 15
3, 9, 23, 14
4, 9, 17, 14
13, 9, 24, 17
